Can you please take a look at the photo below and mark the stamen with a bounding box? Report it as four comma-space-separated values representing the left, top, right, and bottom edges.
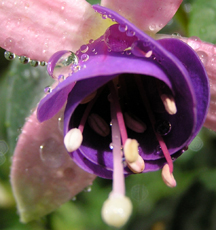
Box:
88, 113, 110, 137
101, 88, 132, 228
124, 112, 147, 133
64, 128, 83, 152
160, 94, 177, 115
161, 164, 177, 187
124, 139, 139, 163
127, 155, 145, 173
135, 75, 173, 173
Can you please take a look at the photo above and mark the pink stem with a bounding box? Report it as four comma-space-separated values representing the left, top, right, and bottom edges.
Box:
135, 76, 173, 173
108, 81, 128, 145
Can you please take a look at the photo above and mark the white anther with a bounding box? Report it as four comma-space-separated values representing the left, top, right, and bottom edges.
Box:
80, 90, 97, 104
64, 128, 83, 152
88, 113, 110, 137
161, 94, 177, 115
124, 139, 139, 163
124, 112, 147, 133
101, 194, 132, 228
161, 164, 177, 188
127, 155, 145, 173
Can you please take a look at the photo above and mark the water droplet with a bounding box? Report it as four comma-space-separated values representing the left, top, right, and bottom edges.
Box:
58, 116, 64, 133
44, 86, 52, 94
149, 24, 156, 31
89, 39, 94, 44
80, 44, 89, 53
19, 56, 29, 64
172, 32, 181, 37
126, 50, 131, 55
110, 122, 112, 126
72, 196, 77, 201
4, 51, 15, 60
29, 60, 39, 67
53, 51, 78, 80
155, 120, 171, 136
39, 138, 67, 168
126, 30, 136, 37
109, 143, 114, 150
92, 48, 96, 53
118, 24, 128, 32
58, 74, 65, 82
83, 186, 92, 192
81, 54, 89, 62
4, 37, 15, 50
102, 14, 107, 19
197, 51, 208, 65
40, 61, 47, 66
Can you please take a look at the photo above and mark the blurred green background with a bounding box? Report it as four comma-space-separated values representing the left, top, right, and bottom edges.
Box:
1, 0, 216, 229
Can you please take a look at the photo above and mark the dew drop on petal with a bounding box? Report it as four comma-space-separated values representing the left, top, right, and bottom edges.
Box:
39, 138, 67, 168
4, 37, 15, 50
81, 54, 89, 62
44, 86, 52, 94
126, 30, 136, 37
155, 120, 171, 136
118, 24, 128, 32
53, 51, 78, 80
196, 51, 208, 65
80, 44, 89, 53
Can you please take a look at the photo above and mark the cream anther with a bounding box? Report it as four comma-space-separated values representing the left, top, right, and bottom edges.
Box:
64, 128, 83, 152
124, 138, 139, 163
124, 112, 146, 133
88, 113, 110, 137
145, 50, 153, 58
161, 164, 177, 188
80, 90, 97, 104
101, 194, 132, 228
161, 94, 177, 115
127, 155, 145, 173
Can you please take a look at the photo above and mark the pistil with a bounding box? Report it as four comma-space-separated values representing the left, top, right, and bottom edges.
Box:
101, 82, 132, 228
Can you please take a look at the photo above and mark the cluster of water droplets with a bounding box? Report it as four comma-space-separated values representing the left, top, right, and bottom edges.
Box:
4, 50, 47, 67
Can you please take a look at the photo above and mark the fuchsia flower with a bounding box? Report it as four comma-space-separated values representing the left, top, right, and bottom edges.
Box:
1, 0, 215, 227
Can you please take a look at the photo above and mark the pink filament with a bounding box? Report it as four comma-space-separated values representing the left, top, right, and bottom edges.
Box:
108, 81, 128, 145
135, 75, 173, 173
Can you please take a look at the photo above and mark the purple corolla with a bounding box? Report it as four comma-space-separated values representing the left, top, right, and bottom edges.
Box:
37, 6, 209, 227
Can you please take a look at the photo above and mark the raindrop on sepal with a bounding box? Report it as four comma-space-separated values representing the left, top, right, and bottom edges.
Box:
4, 51, 16, 60
39, 138, 67, 168
52, 51, 78, 80
19, 55, 29, 64
83, 185, 92, 192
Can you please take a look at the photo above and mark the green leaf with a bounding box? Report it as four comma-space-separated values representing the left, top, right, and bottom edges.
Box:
189, 0, 216, 43
4, 60, 53, 154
